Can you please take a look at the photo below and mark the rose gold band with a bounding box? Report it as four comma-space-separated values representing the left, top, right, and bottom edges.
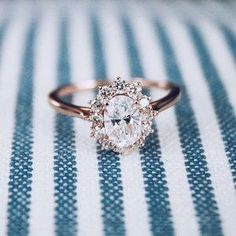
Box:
48, 79, 181, 120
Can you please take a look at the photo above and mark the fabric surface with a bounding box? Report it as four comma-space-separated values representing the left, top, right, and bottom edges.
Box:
0, 1, 236, 236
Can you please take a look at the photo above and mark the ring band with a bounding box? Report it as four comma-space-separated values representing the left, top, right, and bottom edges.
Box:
49, 78, 180, 120
49, 77, 181, 153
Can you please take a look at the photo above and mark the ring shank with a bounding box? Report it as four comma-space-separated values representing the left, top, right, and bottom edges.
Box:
49, 79, 181, 120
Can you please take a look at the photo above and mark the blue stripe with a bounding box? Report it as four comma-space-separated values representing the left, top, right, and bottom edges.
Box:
219, 23, 236, 60
91, 13, 126, 236
187, 23, 236, 187
53, 16, 78, 236
153, 19, 223, 235
7, 21, 36, 236
121, 16, 174, 236
0, 20, 8, 62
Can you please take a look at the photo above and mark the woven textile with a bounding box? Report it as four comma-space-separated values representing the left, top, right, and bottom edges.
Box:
0, 1, 236, 236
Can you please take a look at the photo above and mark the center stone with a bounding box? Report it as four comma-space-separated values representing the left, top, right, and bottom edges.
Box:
104, 95, 142, 150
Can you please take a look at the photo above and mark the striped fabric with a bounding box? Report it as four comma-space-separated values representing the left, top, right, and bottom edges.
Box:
0, 1, 236, 236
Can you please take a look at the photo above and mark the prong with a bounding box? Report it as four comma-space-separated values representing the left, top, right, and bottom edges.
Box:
90, 131, 95, 137
153, 111, 158, 116
136, 81, 142, 86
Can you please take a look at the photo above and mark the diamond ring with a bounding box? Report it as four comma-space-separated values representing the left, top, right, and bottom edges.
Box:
49, 77, 181, 153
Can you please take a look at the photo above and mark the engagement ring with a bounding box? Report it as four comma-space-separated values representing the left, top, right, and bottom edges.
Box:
49, 77, 181, 153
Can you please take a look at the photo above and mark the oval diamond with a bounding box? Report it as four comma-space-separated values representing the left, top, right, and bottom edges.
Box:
104, 95, 142, 151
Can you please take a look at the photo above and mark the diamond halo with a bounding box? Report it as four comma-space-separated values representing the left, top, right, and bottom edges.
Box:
89, 77, 155, 154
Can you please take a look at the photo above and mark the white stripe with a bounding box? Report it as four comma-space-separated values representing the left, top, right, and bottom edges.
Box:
165, 18, 236, 236
98, 3, 129, 79
196, 20, 236, 110
29, 5, 58, 236
98, 3, 151, 236
0, 10, 30, 236
70, 3, 94, 81
69, 5, 103, 236
129, 5, 199, 236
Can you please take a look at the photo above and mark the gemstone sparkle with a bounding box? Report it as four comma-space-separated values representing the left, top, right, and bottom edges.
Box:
104, 95, 142, 151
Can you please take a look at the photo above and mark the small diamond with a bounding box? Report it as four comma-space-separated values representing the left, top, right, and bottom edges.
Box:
91, 99, 102, 109
91, 114, 102, 121
114, 78, 126, 90
140, 97, 149, 107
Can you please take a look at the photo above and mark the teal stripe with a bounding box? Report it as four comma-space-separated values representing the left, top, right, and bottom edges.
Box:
121, 16, 174, 236
0, 20, 8, 62
219, 23, 236, 60
154, 19, 223, 235
7, 21, 36, 236
53, 17, 78, 236
187, 23, 236, 187
91, 13, 126, 236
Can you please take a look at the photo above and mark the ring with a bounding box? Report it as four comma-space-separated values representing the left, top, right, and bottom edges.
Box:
49, 77, 181, 153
